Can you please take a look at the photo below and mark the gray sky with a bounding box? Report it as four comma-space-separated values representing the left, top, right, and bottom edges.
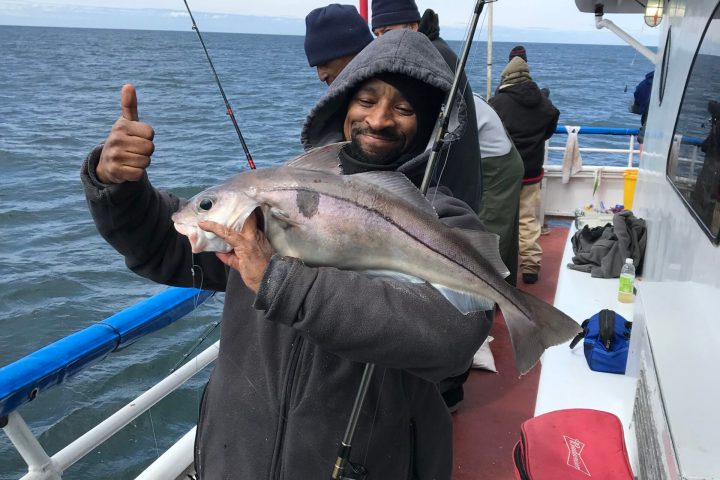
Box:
1, 0, 661, 45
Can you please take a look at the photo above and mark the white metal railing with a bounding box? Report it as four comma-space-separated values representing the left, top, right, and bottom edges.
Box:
3, 341, 219, 480
545, 134, 640, 169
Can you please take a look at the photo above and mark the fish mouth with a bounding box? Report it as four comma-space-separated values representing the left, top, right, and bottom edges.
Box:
173, 222, 232, 254
172, 200, 259, 254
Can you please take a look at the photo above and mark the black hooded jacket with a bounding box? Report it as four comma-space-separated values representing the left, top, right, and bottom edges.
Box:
81, 29, 489, 480
489, 68, 559, 184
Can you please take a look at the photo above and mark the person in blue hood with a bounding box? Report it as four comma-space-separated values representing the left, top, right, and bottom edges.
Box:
630, 70, 654, 144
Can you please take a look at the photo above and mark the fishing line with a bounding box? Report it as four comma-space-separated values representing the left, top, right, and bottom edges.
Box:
148, 409, 161, 459
623, 49, 639, 93
169, 258, 221, 374
181, 0, 256, 170
169, 320, 221, 374
429, 1, 489, 206
191, 256, 205, 305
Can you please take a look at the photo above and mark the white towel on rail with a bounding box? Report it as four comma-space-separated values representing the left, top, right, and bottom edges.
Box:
562, 125, 583, 184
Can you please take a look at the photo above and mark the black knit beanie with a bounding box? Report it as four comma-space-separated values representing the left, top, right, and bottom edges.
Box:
509, 45, 527, 62
304, 4, 374, 67
371, 0, 421, 30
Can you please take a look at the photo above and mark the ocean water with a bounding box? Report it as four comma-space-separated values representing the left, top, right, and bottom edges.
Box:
0, 25, 653, 478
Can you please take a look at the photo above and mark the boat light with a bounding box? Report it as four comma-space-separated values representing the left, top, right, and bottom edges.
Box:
644, 0, 663, 27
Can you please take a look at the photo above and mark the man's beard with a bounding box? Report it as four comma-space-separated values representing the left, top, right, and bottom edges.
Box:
348, 124, 408, 165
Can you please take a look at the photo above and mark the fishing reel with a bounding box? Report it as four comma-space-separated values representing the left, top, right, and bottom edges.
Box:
336, 461, 368, 480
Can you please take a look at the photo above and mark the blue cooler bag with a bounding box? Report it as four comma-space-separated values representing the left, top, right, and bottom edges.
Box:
569, 309, 631, 374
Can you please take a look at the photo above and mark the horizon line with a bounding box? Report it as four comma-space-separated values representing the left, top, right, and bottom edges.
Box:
0, 23, 653, 48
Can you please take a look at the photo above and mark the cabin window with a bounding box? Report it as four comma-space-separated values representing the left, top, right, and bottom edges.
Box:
666, 3, 720, 243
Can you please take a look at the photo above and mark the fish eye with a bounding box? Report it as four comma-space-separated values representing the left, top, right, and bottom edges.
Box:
198, 198, 214, 211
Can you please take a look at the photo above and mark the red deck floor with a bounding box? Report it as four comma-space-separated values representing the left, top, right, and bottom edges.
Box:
451, 225, 569, 479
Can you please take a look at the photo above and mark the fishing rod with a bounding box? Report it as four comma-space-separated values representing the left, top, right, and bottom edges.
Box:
420, 0, 487, 195
168, 1, 257, 374
331, 364, 374, 480
181, 0, 256, 170
331, 4, 488, 478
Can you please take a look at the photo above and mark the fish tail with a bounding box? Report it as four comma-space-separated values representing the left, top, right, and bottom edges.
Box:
500, 290, 582, 375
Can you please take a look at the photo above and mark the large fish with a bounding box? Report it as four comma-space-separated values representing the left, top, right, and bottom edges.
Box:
172, 142, 581, 374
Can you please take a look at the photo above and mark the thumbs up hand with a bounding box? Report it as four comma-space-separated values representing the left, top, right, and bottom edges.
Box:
97, 84, 156, 184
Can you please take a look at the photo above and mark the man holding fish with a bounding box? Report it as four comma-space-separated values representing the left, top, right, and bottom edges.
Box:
82, 29, 578, 480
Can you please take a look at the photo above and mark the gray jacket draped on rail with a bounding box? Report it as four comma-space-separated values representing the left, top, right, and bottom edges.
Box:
569, 210, 647, 278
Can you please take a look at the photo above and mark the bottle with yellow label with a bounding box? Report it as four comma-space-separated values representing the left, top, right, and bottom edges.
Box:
618, 258, 635, 303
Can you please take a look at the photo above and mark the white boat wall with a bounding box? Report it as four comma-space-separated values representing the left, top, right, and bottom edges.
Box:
629, 2, 720, 479
547, 1, 720, 479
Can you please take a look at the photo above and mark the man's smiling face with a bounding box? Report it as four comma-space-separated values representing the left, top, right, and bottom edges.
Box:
343, 78, 418, 164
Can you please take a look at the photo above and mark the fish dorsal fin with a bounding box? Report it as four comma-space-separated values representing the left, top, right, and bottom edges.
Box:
456, 228, 510, 278
284, 142, 345, 174
351, 171, 437, 218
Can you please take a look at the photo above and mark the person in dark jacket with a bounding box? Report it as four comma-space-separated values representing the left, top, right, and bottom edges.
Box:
489, 50, 559, 285
82, 29, 490, 480
370, 0, 484, 215
370, 0, 484, 413
304, 4, 373, 86
630, 70, 654, 143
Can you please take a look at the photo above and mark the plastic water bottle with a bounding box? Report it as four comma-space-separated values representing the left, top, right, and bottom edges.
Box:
618, 258, 635, 303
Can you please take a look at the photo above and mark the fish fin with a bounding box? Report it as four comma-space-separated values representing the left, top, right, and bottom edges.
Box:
500, 290, 582, 375
431, 284, 496, 313
455, 228, 510, 278
284, 142, 345, 173
364, 274, 496, 313
364, 270, 426, 283
351, 171, 437, 218
270, 207, 301, 228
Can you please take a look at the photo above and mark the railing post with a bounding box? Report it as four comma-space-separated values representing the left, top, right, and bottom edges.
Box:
628, 134, 635, 168
690, 145, 698, 177
3, 412, 62, 480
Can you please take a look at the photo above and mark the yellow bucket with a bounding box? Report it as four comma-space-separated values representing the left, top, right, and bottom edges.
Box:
623, 168, 638, 210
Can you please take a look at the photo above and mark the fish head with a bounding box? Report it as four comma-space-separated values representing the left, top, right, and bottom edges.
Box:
172, 185, 259, 254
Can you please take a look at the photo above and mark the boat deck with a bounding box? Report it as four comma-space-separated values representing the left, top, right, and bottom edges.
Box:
452, 221, 569, 479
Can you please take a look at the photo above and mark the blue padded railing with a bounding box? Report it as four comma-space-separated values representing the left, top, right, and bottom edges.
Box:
0, 288, 213, 418
553, 125, 706, 146
554, 126, 640, 135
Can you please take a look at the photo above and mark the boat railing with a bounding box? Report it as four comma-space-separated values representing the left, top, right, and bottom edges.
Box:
0, 287, 215, 480
547, 126, 705, 176
547, 126, 642, 169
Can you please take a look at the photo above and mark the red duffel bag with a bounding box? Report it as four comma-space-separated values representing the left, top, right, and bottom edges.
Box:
512, 409, 634, 479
